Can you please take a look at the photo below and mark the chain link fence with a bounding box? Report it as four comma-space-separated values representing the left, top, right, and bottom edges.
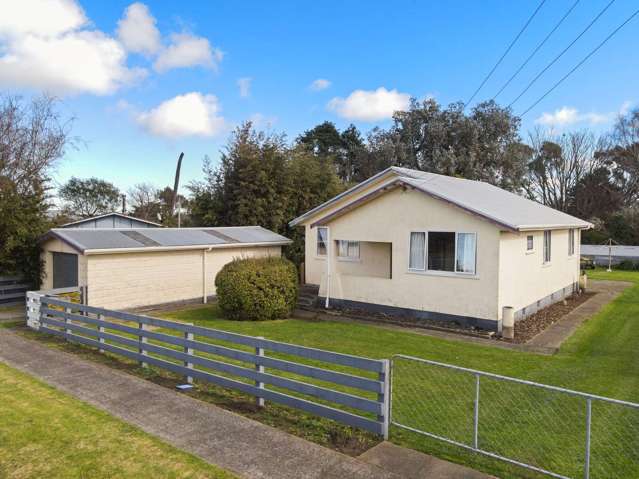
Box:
391, 355, 639, 479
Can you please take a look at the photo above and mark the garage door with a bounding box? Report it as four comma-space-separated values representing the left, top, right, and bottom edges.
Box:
52, 252, 78, 288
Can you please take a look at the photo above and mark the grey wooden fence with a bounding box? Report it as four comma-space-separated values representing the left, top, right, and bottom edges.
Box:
0, 275, 31, 306
31, 295, 390, 438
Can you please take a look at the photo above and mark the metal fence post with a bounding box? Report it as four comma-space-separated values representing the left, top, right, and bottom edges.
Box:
380, 359, 391, 440
255, 337, 265, 407
184, 325, 194, 384
584, 398, 592, 479
473, 373, 480, 449
138, 321, 147, 368
98, 313, 105, 353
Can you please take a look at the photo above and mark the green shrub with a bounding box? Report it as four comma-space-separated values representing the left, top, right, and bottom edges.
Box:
617, 260, 639, 271
215, 256, 299, 321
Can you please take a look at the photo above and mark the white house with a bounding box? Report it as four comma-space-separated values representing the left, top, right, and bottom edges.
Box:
290, 167, 591, 331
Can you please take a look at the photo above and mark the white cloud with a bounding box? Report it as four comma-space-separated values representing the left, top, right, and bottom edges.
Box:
249, 112, 277, 129
154, 33, 222, 72
535, 104, 631, 128
237, 77, 252, 98
327, 87, 410, 121
309, 78, 331, 91
117, 2, 161, 55
136, 92, 225, 138
0, 0, 145, 95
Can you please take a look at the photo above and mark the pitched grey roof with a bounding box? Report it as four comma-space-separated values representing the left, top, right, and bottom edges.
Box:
62, 212, 162, 228
44, 226, 291, 254
291, 166, 592, 231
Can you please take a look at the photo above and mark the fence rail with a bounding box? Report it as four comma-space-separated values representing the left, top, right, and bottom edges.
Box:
391, 354, 639, 479
0, 275, 31, 306
29, 294, 390, 437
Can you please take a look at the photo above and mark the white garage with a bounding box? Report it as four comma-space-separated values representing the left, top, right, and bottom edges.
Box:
40, 226, 291, 310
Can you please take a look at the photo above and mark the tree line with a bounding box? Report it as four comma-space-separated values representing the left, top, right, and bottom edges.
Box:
1, 94, 637, 284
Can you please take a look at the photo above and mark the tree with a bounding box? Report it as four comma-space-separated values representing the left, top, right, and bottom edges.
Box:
128, 183, 161, 221
59, 177, 120, 218
0, 95, 72, 284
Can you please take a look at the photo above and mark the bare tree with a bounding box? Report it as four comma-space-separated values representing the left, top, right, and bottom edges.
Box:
525, 129, 599, 212
128, 183, 160, 221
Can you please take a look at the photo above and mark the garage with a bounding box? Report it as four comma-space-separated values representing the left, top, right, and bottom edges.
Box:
40, 226, 291, 310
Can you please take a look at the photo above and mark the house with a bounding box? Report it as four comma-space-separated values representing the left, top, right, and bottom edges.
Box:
40, 226, 291, 310
290, 167, 592, 331
61, 212, 162, 229
581, 244, 639, 266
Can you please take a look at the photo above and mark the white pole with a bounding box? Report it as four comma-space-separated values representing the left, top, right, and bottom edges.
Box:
202, 248, 208, 303
607, 238, 612, 272
324, 227, 330, 309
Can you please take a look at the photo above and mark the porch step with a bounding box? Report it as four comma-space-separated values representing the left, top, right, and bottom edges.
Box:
297, 284, 319, 310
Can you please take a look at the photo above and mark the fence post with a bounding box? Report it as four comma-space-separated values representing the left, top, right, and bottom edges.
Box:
98, 313, 105, 353
138, 321, 147, 368
64, 306, 72, 340
255, 337, 265, 408
473, 373, 480, 449
379, 359, 391, 440
184, 324, 194, 384
584, 398, 592, 479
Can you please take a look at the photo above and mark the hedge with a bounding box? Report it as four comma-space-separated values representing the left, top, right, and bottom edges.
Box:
215, 256, 299, 321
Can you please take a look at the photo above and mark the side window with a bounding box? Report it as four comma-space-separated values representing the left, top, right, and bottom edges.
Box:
543, 230, 552, 263
568, 229, 575, 256
316, 227, 328, 256
527, 235, 534, 251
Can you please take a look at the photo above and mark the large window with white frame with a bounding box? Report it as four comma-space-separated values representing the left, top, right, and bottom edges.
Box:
543, 230, 552, 263
316, 227, 328, 256
409, 231, 476, 275
337, 240, 360, 260
568, 229, 575, 256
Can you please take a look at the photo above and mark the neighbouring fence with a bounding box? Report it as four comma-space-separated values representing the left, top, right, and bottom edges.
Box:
0, 275, 31, 306
391, 354, 639, 479
26, 292, 390, 438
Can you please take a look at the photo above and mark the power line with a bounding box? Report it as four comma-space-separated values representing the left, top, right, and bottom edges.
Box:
465, 0, 547, 107
520, 6, 639, 118
493, 0, 581, 101
508, 0, 616, 108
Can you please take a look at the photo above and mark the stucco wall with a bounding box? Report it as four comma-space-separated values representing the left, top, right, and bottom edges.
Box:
334, 241, 391, 278
306, 187, 502, 322
498, 229, 580, 319
40, 238, 87, 290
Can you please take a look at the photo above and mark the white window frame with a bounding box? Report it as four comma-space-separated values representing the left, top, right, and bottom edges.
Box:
526, 234, 534, 253
337, 240, 360, 261
568, 229, 575, 256
316, 227, 328, 257
543, 230, 552, 264
408, 230, 477, 276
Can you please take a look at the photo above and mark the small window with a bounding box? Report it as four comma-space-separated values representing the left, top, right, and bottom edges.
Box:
409, 232, 426, 270
527, 235, 534, 251
337, 240, 360, 260
428, 232, 455, 272
543, 230, 552, 263
568, 229, 575, 256
316, 227, 328, 256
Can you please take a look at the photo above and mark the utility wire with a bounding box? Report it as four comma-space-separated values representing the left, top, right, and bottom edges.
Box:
508, 0, 616, 108
465, 0, 547, 107
493, 0, 581, 101
520, 6, 639, 117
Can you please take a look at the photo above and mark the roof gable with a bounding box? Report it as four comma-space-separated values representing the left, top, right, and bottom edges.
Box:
293, 167, 592, 232
61, 212, 162, 228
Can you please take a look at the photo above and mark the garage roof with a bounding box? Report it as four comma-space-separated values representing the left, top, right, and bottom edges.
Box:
43, 226, 292, 254
290, 166, 592, 231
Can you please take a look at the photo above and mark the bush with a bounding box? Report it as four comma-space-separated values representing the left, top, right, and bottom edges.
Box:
617, 260, 639, 271
215, 256, 299, 320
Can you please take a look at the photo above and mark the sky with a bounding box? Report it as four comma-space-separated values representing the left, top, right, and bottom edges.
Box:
1, 0, 637, 195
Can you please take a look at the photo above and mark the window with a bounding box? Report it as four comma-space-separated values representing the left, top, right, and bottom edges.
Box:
409, 231, 476, 275
316, 227, 328, 256
337, 240, 360, 260
543, 230, 552, 263
409, 232, 426, 270
568, 229, 575, 256
527, 235, 534, 251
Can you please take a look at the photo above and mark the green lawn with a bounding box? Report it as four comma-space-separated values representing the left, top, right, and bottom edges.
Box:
155, 268, 639, 478
0, 362, 235, 479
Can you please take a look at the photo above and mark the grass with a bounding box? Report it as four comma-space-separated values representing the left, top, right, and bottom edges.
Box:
11, 267, 639, 478
0, 362, 235, 479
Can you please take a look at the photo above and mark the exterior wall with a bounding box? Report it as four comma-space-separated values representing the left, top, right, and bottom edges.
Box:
334, 242, 391, 278
498, 229, 581, 320
40, 238, 87, 290
305, 187, 502, 323
86, 246, 281, 310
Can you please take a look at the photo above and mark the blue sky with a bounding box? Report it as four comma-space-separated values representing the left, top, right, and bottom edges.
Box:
2, 0, 637, 194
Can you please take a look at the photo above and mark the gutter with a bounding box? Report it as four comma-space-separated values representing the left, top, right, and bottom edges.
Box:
83, 240, 292, 255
